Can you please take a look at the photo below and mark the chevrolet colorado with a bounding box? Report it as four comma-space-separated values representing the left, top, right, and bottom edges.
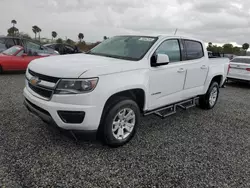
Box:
23, 35, 229, 147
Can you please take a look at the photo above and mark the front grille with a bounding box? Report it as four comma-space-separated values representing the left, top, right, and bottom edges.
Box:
28, 69, 60, 83
28, 83, 53, 99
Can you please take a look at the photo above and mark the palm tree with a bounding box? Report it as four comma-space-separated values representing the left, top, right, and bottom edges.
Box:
78, 33, 84, 42
52, 31, 57, 41
32, 25, 39, 39
36, 26, 42, 41
7, 27, 19, 36
242, 43, 249, 55
11, 20, 17, 36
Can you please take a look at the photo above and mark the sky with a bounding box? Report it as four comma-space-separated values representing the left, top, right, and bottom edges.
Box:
0, 0, 249, 46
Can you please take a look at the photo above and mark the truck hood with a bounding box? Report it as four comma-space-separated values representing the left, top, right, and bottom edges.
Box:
28, 53, 141, 78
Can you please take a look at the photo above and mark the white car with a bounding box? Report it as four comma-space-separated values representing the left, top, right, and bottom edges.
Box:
227, 56, 250, 82
23, 35, 229, 147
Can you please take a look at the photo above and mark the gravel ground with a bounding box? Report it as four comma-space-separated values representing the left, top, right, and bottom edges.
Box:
0, 73, 250, 188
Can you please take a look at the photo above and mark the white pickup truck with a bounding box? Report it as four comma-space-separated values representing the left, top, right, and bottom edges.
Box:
23, 35, 229, 147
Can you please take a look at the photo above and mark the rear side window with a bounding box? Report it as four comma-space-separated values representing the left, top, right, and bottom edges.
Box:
231, 58, 250, 64
184, 40, 204, 60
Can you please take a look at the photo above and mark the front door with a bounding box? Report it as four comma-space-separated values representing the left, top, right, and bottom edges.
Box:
148, 39, 186, 110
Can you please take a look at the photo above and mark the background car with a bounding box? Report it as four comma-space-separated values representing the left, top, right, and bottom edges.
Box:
227, 56, 250, 83
0, 45, 54, 73
0, 36, 58, 55
44, 43, 82, 55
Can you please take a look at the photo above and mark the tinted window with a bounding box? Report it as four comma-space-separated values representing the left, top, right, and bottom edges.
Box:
0, 38, 5, 44
14, 39, 22, 46
26, 41, 41, 56
155, 39, 181, 62
184, 40, 204, 60
65, 45, 75, 53
231, 58, 250, 64
5, 39, 15, 48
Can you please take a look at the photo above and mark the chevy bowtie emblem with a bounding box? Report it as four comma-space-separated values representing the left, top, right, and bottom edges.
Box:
30, 76, 40, 86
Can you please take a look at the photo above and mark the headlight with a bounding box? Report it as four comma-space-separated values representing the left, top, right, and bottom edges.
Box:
55, 78, 98, 94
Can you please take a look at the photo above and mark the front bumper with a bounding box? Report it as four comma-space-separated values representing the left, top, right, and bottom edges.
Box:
23, 86, 103, 131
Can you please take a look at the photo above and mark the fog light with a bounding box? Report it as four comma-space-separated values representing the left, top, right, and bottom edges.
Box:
58, 111, 85, 124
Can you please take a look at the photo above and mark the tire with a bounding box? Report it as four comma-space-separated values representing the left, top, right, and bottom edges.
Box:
0, 66, 2, 74
199, 82, 219, 109
100, 97, 140, 147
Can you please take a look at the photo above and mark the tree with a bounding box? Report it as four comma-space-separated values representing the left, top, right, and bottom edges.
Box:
208, 42, 212, 47
103, 36, 108, 40
17, 32, 31, 39
36, 26, 42, 41
78, 33, 84, 42
222, 43, 234, 54
242, 43, 249, 51
66, 38, 75, 45
52, 31, 57, 41
233, 46, 241, 55
7, 27, 19, 36
56, 38, 63, 43
11, 20, 17, 36
32, 25, 39, 39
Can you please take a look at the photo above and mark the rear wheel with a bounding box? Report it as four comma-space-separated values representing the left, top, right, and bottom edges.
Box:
199, 82, 219, 109
100, 98, 140, 147
0, 66, 2, 74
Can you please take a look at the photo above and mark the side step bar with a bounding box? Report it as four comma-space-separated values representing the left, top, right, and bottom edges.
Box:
144, 97, 199, 119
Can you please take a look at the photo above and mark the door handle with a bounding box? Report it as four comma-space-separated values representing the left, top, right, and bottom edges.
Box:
177, 68, 185, 73
201, 65, 207, 69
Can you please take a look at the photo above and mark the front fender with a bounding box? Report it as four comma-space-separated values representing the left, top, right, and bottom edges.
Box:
94, 69, 149, 110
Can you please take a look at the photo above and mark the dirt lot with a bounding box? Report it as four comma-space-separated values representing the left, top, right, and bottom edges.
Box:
0, 73, 250, 188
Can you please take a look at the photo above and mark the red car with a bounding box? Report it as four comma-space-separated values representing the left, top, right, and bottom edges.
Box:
0, 45, 53, 73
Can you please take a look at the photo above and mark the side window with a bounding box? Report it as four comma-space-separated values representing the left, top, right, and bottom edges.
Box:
5, 39, 15, 49
0, 38, 5, 44
14, 39, 22, 46
65, 45, 75, 53
26, 41, 41, 56
16, 50, 24, 57
155, 39, 181, 62
184, 40, 204, 60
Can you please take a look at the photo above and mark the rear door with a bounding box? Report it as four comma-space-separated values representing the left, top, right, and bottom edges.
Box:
228, 58, 250, 80
182, 39, 208, 91
11, 52, 40, 70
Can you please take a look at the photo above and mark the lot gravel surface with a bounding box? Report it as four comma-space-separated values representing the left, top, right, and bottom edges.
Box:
0, 73, 250, 188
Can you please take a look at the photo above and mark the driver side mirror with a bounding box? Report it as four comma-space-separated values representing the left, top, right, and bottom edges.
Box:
156, 54, 169, 64
151, 53, 170, 67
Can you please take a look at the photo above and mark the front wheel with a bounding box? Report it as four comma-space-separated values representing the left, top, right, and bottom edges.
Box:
101, 98, 140, 147
199, 82, 219, 109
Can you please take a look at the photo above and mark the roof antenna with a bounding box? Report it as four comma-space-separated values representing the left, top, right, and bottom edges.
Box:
174, 28, 178, 35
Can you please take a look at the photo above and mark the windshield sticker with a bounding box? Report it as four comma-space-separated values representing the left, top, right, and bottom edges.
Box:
139, 37, 155, 42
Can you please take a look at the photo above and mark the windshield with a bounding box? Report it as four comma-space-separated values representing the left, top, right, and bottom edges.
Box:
87, 36, 158, 60
2, 46, 22, 55
231, 58, 250, 64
